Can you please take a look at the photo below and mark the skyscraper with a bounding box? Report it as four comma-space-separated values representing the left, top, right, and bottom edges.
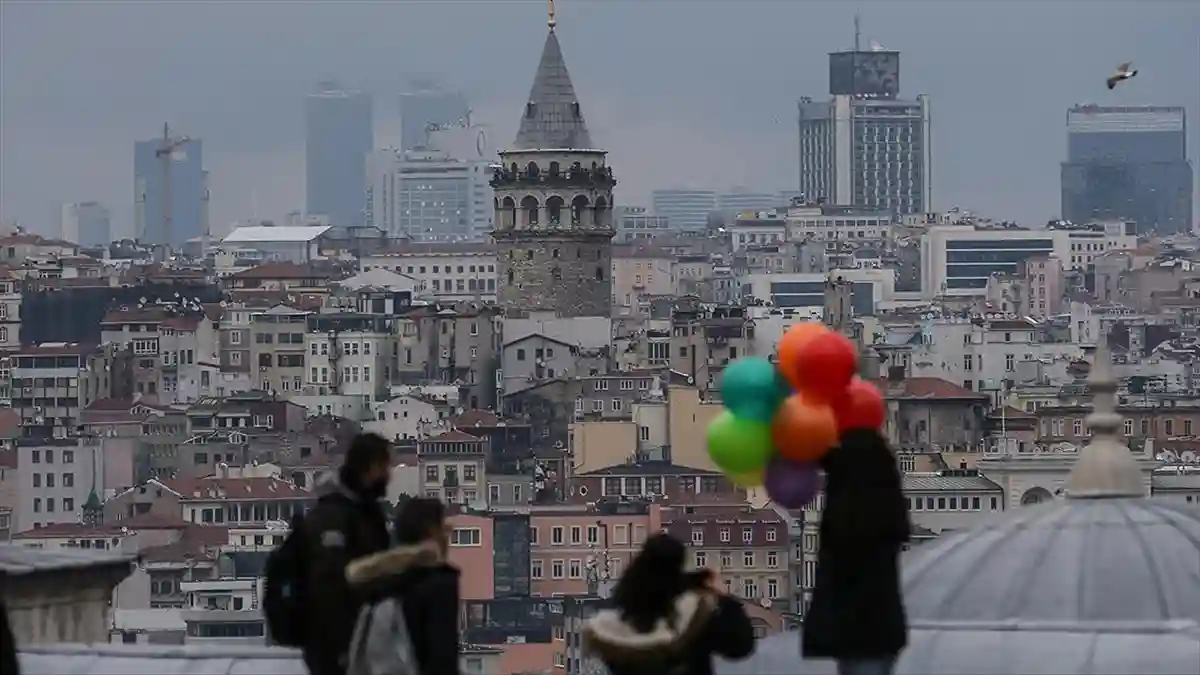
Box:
134, 135, 206, 248
1061, 105, 1193, 234
305, 81, 373, 227
60, 201, 111, 247
399, 83, 470, 152
491, 9, 615, 318
797, 49, 932, 214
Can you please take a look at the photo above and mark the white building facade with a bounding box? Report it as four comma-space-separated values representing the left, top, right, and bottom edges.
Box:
367, 149, 494, 242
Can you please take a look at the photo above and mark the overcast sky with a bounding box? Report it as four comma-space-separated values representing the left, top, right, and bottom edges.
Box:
1, 1, 1197, 238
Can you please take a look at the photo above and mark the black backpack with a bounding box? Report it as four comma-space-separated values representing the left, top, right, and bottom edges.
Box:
264, 513, 309, 647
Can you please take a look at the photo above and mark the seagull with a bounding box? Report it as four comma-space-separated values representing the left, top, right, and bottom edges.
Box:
1106, 62, 1137, 90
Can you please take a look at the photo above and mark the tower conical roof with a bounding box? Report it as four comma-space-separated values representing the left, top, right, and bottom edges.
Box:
512, 28, 594, 150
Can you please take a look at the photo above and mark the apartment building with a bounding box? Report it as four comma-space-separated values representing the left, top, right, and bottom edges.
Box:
529, 501, 666, 597
10, 342, 126, 438
0, 272, 20, 351
610, 245, 675, 315
224, 262, 337, 295
305, 313, 394, 400
418, 430, 488, 505
248, 305, 310, 395
663, 505, 790, 606
362, 242, 498, 302
14, 437, 100, 531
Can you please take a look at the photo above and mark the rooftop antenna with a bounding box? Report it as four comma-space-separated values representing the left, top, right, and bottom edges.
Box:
547, 0, 556, 30
854, 13, 862, 51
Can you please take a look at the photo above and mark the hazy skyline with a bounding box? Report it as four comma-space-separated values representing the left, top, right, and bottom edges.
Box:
2, 1, 1197, 238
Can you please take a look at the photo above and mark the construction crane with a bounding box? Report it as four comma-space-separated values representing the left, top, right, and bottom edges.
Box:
155, 123, 191, 252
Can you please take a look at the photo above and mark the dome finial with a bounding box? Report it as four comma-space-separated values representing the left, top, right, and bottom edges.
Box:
547, 0, 557, 29
1065, 338, 1144, 499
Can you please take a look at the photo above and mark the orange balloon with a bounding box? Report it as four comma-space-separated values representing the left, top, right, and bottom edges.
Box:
771, 393, 839, 462
777, 322, 830, 390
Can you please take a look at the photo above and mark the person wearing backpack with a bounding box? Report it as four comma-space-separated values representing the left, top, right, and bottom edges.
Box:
299, 433, 393, 675
582, 533, 755, 675
345, 497, 461, 675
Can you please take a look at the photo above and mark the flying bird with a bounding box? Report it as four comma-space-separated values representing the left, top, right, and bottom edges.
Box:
1106, 62, 1137, 90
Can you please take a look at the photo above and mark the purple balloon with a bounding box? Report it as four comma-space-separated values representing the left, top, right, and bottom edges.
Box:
764, 458, 820, 508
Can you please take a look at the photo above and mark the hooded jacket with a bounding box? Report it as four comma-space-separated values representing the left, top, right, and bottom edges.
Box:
346, 541, 462, 675
802, 428, 911, 660
582, 589, 755, 675
1, 593, 18, 675
301, 472, 392, 675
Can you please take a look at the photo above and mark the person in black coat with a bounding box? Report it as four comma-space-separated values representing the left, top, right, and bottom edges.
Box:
583, 533, 755, 675
802, 428, 911, 675
346, 497, 462, 675
302, 434, 394, 675
1, 589, 19, 675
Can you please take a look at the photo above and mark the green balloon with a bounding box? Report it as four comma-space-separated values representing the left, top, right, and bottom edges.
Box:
721, 356, 786, 422
707, 411, 775, 475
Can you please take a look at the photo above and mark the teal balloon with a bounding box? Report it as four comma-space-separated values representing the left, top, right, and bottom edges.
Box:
706, 410, 775, 475
721, 356, 786, 422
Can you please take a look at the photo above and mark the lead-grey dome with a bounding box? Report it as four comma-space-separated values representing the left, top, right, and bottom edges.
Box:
716, 497, 1200, 675
19, 644, 307, 675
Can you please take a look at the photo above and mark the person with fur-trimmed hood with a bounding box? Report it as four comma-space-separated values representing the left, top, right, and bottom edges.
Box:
582, 533, 755, 675
801, 428, 911, 675
346, 497, 462, 675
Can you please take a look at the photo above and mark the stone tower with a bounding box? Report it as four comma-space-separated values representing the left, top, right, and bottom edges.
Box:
490, 9, 615, 318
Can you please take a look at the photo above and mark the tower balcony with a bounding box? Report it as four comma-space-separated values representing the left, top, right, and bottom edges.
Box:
490, 165, 616, 190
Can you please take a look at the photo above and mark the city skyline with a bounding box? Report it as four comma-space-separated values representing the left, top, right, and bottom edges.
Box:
1, 2, 1198, 238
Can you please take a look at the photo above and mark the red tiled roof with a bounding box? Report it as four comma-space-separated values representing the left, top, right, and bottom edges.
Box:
869, 377, 988, 400
450, 409, 502, 428
162, 475, 311, 501
13, 522, 127, 539
423, 429, 484, 443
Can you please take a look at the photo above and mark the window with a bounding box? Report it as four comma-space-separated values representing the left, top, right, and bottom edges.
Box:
551, 560, 565, 579
695, 551, 707, 568
1005, 354, 1015, 372
610, 399, 622, 412
1165, 419, 1175, 436
551, 526, 564, 545
488, 484, 500, 503
742, 579, 757, 598
569, 560, 582, 579
743, 551, 754, 568
64, 497, 74, 512
765, 528, 776, 542
63, 473, 74, 487
719, 527, 730, 543
638, 426, 650, 441
1124, 419, 1134, 436
742, 527, 753, 544
587, 525, 599, 544
1073, 419, 1083, 436
767, 552, 779, 568
570, 526, 582, 544
450, 528, 481, 546
691, 528, 704, 545
721, 552, 732, 568
1186, 420, 1194, 436
531, 560, 544, 579
767, 578, 778, 598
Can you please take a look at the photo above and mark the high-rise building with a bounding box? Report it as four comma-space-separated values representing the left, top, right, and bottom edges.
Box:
797, 49, 931, 214
651, 189, 717, 233
134, 136, 206, 248
367, 148, 494, 242
305, 81, 373, 227
60, 201, 111, 247
491, 12, 615, 318
399, 83, 471, 152
1061, 105, 1193, 234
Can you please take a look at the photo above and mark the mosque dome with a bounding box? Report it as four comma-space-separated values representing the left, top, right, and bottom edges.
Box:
718, 343, 1200, 675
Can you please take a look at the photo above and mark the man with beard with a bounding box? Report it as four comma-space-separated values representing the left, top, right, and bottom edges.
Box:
302, 433, 394, 675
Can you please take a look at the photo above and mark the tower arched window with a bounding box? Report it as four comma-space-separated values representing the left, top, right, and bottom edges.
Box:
570, 195, 589, 226
552, 249, 560, 259
546, 196, 564, 225
507, 269, 514, 285
526, 162, 540, 178
595, 196, 610, 227
520, 195, 540, 226
549, 161, 561, 176
596, 266, 605, 281
552, 267, 562, 282
501, 197, 516, 229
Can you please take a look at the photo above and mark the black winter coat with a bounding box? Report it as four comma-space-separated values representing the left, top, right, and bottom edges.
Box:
346, 541, 462, 675
1, 594, 19, 675
301, 481, 392, 675
802, 428, 911, 660
582, 590, 755, 675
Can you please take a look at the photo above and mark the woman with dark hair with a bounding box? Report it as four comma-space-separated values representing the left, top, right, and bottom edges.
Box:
345, 497, 461, 675
802, 428, 911, 675
583, 533, 755, 675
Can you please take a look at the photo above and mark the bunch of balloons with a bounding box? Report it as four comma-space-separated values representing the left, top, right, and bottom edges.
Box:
706, 322, 885, 508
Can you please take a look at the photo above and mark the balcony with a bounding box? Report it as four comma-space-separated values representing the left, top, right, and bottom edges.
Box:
490, 165, 616, 190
